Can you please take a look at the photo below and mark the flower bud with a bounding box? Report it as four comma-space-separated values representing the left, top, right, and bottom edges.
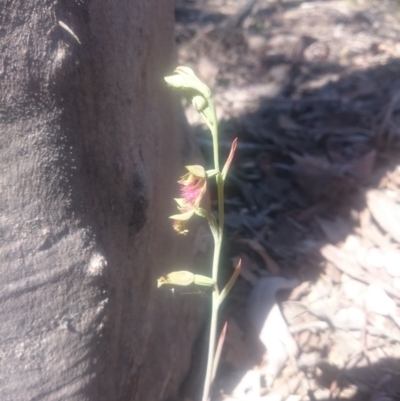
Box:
157, 271, 216, 289
164, 67, 211, 100
157, 271, 195, 288
192, 95, 208, 112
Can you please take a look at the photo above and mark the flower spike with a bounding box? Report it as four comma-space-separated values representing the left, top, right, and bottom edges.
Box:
161, 65, 239, 401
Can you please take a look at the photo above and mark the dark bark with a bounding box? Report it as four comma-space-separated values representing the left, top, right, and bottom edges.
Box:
0, 1, 201, 400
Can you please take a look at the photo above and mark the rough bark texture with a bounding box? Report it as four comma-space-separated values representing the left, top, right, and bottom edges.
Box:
0, 1, 203, 400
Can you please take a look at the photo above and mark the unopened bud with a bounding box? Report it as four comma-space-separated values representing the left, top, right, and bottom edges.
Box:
157, 271, 195, 288
164, 67, 211, 100
192, 95, 208, 112
157, 270, 216, 289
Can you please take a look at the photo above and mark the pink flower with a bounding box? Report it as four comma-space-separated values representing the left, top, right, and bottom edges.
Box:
178, 172, 206, 210
170, 165, 207, 233
176, 165, 207, 211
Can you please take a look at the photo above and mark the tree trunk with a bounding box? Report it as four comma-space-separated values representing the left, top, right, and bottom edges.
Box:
0, 1, 202, 400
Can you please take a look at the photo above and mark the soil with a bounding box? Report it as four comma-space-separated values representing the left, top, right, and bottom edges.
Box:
174, 0, 400, 400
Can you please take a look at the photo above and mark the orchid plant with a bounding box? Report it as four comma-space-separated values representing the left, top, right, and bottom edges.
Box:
157, 66, 241, 401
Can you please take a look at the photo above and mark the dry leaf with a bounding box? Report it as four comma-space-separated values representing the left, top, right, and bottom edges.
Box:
231, 369, 261, 400
370, 374, 400, 401
321, 243, 360, 276
238, 239, 280, 274
364, 284, 396, 317
278, 114, 301, 131
333, 306, 366, 330
356, 246, 384, 270
223, 319, 249, 371
329, 330, 363, 367
292, 154, 354, 201
323, 243, 400, 300
351, 149, 376, 179
315, 216, 351, 244
260, 304, 298, 386
367, 190, 400, 243
247, 278, 299, 386
197, 57, 219, 87
383, 248, 400, 277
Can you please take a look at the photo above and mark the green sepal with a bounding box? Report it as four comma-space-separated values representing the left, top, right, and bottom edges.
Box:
194, 208, 208, 219
169, 210, 194, 221
185, 165, 206, 178
206, 169, 218, 178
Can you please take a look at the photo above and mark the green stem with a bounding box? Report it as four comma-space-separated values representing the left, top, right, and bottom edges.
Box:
202, 98, 225, 401
209, 98, 220, 173
217, 174, 224, 236
202, 237, 221, 401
